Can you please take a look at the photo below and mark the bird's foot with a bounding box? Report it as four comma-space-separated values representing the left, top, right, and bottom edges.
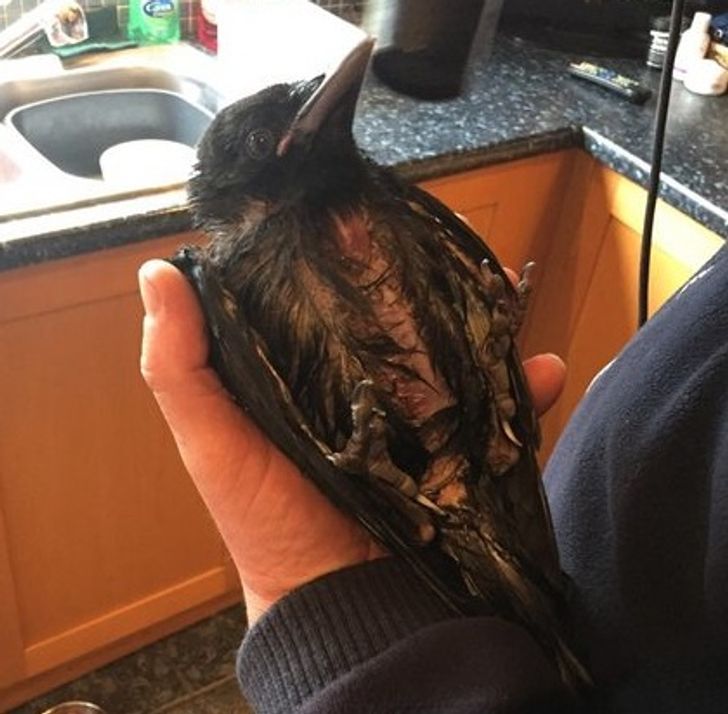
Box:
329, 380, 419, 498
475, 260, 531, 473
478, 259, 535, 338
512, 261, 536, 336
329, 380, 437, 543
168, 244, 203, 273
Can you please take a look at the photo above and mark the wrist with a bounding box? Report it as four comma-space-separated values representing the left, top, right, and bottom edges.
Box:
241, 538, 389, 626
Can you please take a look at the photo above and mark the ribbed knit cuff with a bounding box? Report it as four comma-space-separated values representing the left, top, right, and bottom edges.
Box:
237, 557, 458, 713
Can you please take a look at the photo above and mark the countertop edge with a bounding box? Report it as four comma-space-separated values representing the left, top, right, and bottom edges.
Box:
0, 208, 192, 272
393, 126, 583, 182
582, 128, 728, 240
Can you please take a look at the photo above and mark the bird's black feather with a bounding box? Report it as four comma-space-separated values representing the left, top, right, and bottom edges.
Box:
171, 245, 482, 616
172, 75, 592, 693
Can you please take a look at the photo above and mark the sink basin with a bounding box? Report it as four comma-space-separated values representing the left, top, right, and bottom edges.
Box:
0, 44, 224, 219
7, 89, 212, 178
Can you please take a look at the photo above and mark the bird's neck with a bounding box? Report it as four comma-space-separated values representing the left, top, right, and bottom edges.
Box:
301, 138, 369, 210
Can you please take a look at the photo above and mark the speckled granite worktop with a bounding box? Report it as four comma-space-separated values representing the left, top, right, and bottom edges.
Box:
357, 35, 727, 235
0, 34, 725, 271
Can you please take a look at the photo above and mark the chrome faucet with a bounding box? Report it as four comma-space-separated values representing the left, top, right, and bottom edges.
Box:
0, 0, 87, 59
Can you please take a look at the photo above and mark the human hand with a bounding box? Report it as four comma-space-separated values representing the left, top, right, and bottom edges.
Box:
139, 259, 565, 625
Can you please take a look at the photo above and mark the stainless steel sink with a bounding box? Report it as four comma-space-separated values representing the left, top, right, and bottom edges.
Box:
0, 44, 223, 219
0, 62, 220, 118
8, 89, 212, 178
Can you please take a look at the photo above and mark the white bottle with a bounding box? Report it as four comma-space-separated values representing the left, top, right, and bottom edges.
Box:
673, 12, 712, 80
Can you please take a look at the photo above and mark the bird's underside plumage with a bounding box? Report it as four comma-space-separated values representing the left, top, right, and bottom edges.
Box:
172, 65, 591, 693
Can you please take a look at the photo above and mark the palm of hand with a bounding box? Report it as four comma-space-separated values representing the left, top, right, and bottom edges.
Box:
203, 418, 382, 622
140, 260, 381, 624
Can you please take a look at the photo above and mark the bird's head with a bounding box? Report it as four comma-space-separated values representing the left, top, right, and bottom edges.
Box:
189, 38, 374, 227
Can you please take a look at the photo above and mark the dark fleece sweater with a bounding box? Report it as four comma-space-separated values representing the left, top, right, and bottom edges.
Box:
237, 245, 728, 713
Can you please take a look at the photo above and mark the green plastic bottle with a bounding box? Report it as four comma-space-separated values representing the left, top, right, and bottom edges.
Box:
127, 0, 180, 44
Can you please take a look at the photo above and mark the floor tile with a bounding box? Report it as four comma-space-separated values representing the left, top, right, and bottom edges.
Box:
10, 604, 247, 714
153, 677, 252, 714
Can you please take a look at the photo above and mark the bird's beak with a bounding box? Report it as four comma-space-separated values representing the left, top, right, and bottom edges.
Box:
277, 36, 375, 156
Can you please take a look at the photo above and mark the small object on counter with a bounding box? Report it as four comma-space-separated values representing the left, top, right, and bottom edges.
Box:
683, 57, 728, 95
567, 61, 652, 104
196, 0, 217, 52
647, 28, 669, 69
48, 6, 136, 58
43, 0, 87, 47
647, 15, 689, 69
673, 11, 711, 80
363, 0, 501, 100
127, 0, 180, 44
0, 0, 87, 58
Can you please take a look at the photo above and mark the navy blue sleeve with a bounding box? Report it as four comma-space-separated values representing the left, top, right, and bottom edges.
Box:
237, 558, 572, 713
545, 245, 728, 712
237, 244, 728, 713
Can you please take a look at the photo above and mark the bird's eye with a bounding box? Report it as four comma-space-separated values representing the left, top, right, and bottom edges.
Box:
245, 129, 275, 160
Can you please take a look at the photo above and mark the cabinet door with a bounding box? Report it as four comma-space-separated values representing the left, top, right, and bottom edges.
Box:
421, 151, 577, 272
523, 161, 724, 462
0, 235, 240, 709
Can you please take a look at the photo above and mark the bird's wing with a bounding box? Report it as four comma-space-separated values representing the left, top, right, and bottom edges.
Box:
169, 245, 481, 615
392, 182, 561, 583
368, 185, 589, 690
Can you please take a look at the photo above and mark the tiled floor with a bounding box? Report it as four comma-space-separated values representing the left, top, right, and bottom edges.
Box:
155, 677, 251, 713
11, 605, 253, 714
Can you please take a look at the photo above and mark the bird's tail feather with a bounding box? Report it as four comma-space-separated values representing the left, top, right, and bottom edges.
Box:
443, 528, 592, 694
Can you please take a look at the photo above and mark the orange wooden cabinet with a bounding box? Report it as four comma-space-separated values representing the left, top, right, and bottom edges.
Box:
519, 153, 724, 461
0, 234, 241, 710
420, 151, 577, 274
421, 151, 723, 464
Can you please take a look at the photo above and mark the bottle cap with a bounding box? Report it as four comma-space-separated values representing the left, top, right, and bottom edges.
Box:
691, 12, 712, 34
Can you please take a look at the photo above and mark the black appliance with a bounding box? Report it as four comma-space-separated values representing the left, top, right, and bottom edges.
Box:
364, 0, 502, 99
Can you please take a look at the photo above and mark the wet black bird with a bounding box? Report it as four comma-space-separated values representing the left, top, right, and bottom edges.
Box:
172, 39, 590, 691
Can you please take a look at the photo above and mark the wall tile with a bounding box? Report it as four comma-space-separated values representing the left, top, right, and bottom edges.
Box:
0, 0, 363, 37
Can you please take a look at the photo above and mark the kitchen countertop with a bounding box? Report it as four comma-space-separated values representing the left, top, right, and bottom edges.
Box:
0, 34, 726, 272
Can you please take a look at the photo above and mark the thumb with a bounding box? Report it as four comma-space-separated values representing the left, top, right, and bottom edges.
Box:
139, 258, 212, 396
522, 353, 566, 417
138, 259, 272, 507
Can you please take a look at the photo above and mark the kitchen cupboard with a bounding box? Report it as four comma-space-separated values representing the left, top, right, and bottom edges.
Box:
515, 153, 724, 461
0, 150, 722, 708
0, 235, 241, 710
420, 150, 576, 272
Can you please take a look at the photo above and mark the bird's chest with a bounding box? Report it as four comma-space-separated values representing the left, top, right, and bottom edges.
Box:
331, 211, 419, 348
308, 211, 454, 425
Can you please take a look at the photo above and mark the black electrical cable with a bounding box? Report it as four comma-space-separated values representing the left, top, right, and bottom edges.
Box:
638, 0, 686, 327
